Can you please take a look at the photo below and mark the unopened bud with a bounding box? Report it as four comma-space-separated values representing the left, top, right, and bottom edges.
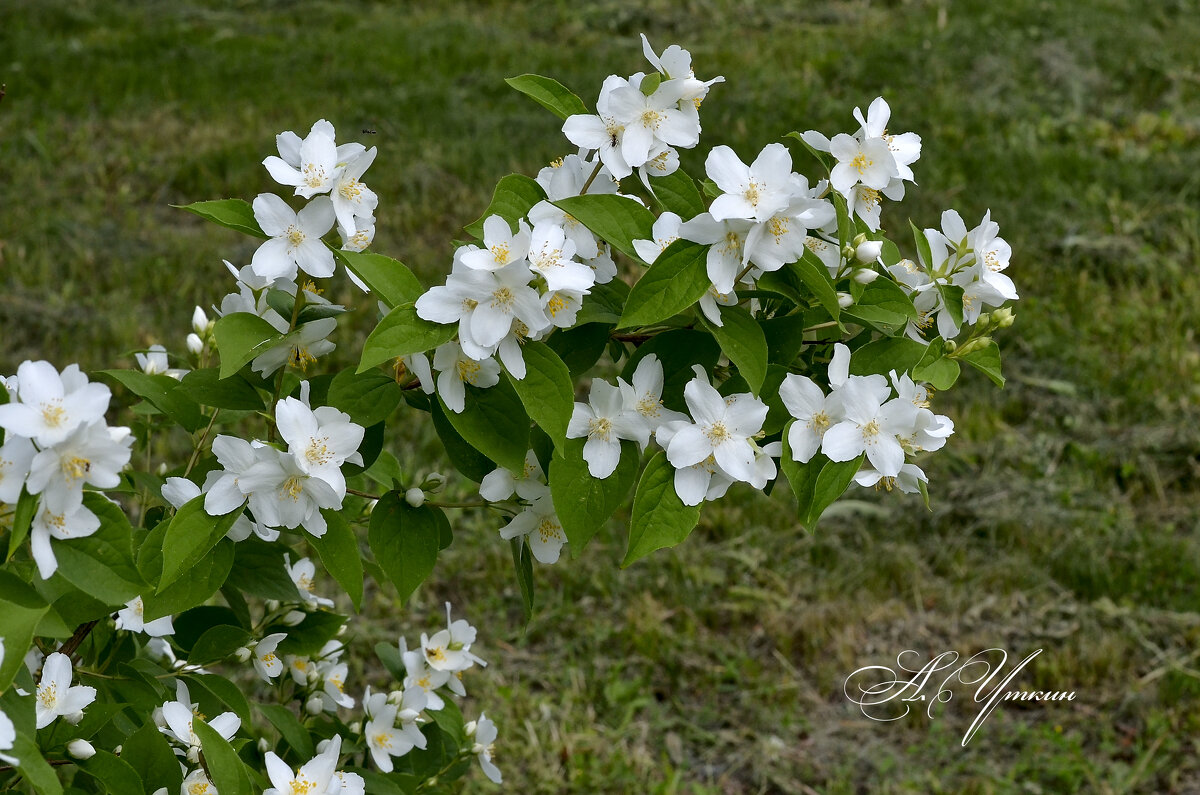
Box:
64, 711, 84, 726
67, 739, 96, 759
944, 339, 958, 353
421, 472, 446, 492
336, 624, 347, 637
854, 239, 883, 264
836, 292, 854, 309
348, 721, 362, 735
186, 746, 200, 764
992, 307, 1015, 328
852, 268, 879, 284
112, 745, 122, 755
282, 610, 306, 626
234, 646, 252, 663
387, 690, 404, 705
257, 737, 271, 753
192, 306, 210, 336
464, 720, 478, 737
186, 333, 204, 356
305, 696, 324, 715
955, 336, 991, 356
156, 462, 169, 477
405, 488, 425, 508
265, 599, 281, 612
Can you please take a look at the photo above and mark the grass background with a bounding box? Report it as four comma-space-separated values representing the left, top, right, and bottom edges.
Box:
2, 0, 1200, 791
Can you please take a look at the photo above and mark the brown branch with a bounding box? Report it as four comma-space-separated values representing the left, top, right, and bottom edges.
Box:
60, 620, 100, 660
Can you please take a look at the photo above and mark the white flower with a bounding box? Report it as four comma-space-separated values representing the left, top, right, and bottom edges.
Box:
620, 354, 687, 447
530, 152, 616, 259
820, 379, 918, 478
461, 216, 531, 272
678, 213, 754, 294
202, 435, 260, 517
562, 75, 637, 179
431, 342, 501, 414
500, 495, 567, 564
263, 735, 340, 795
639, 34, 724, 127
30, 502, 101, 580
35, 653, 96, 729
705, 144, 794, 223
251, 193, 336, 281
399, 637, 452, 711
276, 395, 364, 496
317, 660, 355, 711
238, 448, 342, 537
0, 361, 111, 447
26, 420, 133, 514
331, 148, 379, 238
179, 770, 217, 795
854, 462, 928, 494
853, 97, 922, 183
116, 595, 175, 637
664, 375, 769, 486
135, 345, 186, 379
779, 374, 842, 463
566, 379, 642, 479
415, 261, 547, 359
66, 739, 96, 759
251, 317, 338, 378
0, 435, 36, 504
632, 211, 682, 265
421, 603, 486, 673
160, 699, 240, 762
271, 120, 364, 174
364, 701, 419, 772
253, 633, 288, 681
284, 555, 335, 609
697, 285, 738, 327
527, 221, 595, 293
192, 306, 211, 337
604, 80, 699, 168
828, 133, 897, 198
465, 713, 502, 784
479, 450, 549, 503
263, 122, 340, 198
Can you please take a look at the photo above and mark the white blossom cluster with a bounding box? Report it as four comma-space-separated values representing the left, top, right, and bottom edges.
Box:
412, 152, 624, 409
0, 361, 133, 578
480, 450, 568, 563
891, 209, 1019, 341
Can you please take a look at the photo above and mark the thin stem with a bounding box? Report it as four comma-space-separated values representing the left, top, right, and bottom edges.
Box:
579, 158, 604, 195
267, 293, 305, 443
735, 262, 756, 285
183, 409, 221, 478
427, 500, 490, 509
346, 488, 382, 501
803, 320, 839, 333
60, 620, 99, 661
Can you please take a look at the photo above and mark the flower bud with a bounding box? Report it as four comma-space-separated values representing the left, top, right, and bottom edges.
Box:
186, 333, 204, 356
234, 646, 252, 663
464, 720, 478, 737
306, 696, 324, 715
282, 610, 306, 626
405, 488, 426, 508
192, 306, 210, 336
65, 711, 84, 725
186, 746, 201, 764
67, 739, 96, 759
336, 624, 347, 637
955, 336, 991, 356
836, 292, 854, 309
156, 462, 169, 477
387, 690, 404, 705
992, 307, 1015, 328
944, 339, 958, 353
852, 268, 879, 284
266, 599, 281, 612
349, 721, 362, 735
421, 472, 446, 492
854, 239, 883, 264
258, 737, 271, 753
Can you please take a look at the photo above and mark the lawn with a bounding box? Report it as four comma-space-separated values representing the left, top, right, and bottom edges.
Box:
2, 0, 1199, 791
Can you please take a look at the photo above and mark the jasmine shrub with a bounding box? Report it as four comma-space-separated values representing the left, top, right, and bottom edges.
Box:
0, 35, 1015, 793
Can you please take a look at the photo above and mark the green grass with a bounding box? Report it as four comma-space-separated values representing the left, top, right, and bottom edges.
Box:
3, 0, 1200, 791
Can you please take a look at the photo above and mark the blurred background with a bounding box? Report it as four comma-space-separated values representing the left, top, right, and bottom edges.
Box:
2, 0, 1199, 791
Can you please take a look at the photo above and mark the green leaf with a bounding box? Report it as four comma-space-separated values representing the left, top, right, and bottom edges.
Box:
842, 278, 917, 334
271, 611, 346, 657
141, 539, 234, 621
549, 438, 639, 552
358, 303, 457, 373
848, 336, 927, 376
638, 71, 662, 96
622, 451, 703, 566
700, 305, 768, 393
780, 435, 864, 529
374, 641, 406, 681
0, 572, 49, 691
911, 337, 961, 390
326, 368, 403, 427
575, 279, 629, 325
961, 338, 1005, 387
618, 240, 710, 329
504, 74, 589, 120
430, 399, 495, 483
53, 493, 145, 606
11, 732, 63, 795
176, 198, 266, 239
506, 341, 573, 448
545, 323, 612, 377
794, 251, 843, 319
437, 379, 529, 472
621, 329, 721, 413
649, 168, 706, 219
78, 750, 144, 795
121, 723, 184, 795
224, 537, 301, 601
158, 495, 240, 592
182, 672, 254, 728
760, 315, 809, 366
311, 510, 364, 610
334, 249, 424, 308
938, 283, 966, 330
910, 220, 935, 270
510, 538, 535, 624
6, 486, 37, 561
258, 703, 315, 759
101, 370, 205, 432
553, 194, 656, 262
368, 493, 441, 603
188, 623, 252, 665
178, 368, 264, 411
194, 717, 252, 795
465, 174, 546, 239
213, 313, 287, 378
